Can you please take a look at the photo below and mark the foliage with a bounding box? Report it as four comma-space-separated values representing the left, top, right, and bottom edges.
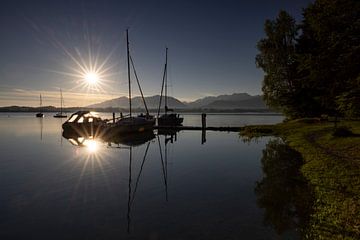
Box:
300, 0, 360, 116
257, 0, 360, 118
256, 11, 306, 118
336, 76, 360, 118
332, 126, 353, 137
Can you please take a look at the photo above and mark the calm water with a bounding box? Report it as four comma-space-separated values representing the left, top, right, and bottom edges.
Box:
0, 113, 310, 239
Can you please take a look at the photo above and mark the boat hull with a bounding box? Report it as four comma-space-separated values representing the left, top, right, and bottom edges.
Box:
105, 117, 155, 135
62, 122, 105, 137
158, 114, 183, 126
54, 115, 68, 118
36, 113, 44, 118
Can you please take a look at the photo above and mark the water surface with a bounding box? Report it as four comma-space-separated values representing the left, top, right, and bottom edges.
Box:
0, 113, 310, 239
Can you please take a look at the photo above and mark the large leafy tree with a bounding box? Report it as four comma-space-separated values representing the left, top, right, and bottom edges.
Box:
299, 0, 360, 117
256, 11, 319, 118
257, 1, 360, 118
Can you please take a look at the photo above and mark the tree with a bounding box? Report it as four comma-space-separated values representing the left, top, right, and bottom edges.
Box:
336, 75, 360, 118
256, 11, 319, 118
257, 1, 360, 119
299, 0, 360, 117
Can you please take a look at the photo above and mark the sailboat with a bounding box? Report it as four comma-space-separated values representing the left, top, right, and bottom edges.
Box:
54, 89, 67, 118
106, 29, 155, 135
157, 48, 183, 126
35, 94, 44, 118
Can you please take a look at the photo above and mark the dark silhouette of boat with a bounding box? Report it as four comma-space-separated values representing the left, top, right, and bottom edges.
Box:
62, 125, 154, 147
62, 111, 107, 136
35, 94, 44, 118
106, 29, 155, 134
157, 48, 183, 126
53, 89, 67, 118
103, 130, 155, 147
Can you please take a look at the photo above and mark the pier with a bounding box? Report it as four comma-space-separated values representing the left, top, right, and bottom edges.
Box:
154, 126, 244, 132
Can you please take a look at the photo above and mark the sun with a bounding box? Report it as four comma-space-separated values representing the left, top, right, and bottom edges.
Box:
84, 72, 99, 85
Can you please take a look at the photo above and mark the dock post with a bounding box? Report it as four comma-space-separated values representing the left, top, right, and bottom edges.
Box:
201, 113, 206, 129
201, 113, 206, 144
113, 112, 115, 123
201, 129, 206, 144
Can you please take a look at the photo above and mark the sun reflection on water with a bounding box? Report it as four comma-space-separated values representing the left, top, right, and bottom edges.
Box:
83, 139, 99, 153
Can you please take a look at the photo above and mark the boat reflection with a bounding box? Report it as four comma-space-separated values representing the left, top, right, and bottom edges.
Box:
62, 127, 177, 234
63, 126, 155, 147
38, 117, 43, 140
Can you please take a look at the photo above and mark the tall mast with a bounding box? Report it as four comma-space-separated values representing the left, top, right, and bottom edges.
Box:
40, 94, 42, 108
164, 48, 168, 112
126, 29, 132, 117
157, 48, 168, 117
60, 89, 63, 114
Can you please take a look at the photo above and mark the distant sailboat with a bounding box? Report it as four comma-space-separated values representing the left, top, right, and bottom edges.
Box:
35, 94, 44, 118
106, 29, 155, 134
157, 48, 183, 126
54, 89, 67, 118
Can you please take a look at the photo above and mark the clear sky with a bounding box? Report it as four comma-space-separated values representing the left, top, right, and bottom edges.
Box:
0, 0, 312, 107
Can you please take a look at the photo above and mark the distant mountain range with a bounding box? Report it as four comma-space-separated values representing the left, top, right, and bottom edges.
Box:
87, 95, 187, 109
86, 93, 267, 110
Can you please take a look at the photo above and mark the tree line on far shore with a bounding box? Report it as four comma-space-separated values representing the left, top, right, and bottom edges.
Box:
256, 0, 360, 119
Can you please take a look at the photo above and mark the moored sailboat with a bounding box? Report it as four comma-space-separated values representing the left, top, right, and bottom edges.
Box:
157, 48, 183, 126
54, 89, 67, 118
105, 29, 155, 135
35, 94, 44, 118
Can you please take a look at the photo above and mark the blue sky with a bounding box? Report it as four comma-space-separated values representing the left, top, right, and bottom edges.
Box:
0, 0, 312, 106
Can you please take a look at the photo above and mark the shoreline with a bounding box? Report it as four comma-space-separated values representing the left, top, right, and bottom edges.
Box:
240, 120, 360, 238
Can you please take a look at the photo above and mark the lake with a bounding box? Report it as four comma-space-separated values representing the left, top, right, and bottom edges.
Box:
0, 113, 311, 239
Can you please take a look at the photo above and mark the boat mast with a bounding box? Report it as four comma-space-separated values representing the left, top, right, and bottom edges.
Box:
164, 48, 168, 113
157, 47, 168, 117
126, 29, 132, 117
60, 89, 63, 114
40, 94, 42, 108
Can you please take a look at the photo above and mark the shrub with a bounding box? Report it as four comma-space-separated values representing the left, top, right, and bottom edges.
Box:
332, 126, 353, 137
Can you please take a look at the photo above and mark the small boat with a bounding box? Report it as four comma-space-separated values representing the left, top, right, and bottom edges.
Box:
157, 48, 183, 126
62, 111, 106, 136
106, 29, 155, 134
35, 94, 44, 118
54, 89, 67, 118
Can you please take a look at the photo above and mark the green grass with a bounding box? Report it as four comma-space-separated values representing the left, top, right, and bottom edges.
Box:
241, 120, 360, 239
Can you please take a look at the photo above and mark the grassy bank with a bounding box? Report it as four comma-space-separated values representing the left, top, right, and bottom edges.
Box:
241, 120, 360, 239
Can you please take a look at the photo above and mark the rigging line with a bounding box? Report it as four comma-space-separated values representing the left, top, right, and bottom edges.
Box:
129, 55, 149, 115
130, 141, 151, 205
157, 48, 167, 117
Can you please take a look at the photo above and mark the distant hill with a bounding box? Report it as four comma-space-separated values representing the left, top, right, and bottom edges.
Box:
201, 96, 266, 109
0, 93, 270, 112
186, 93, 253, 108
86, 93, 268, 110
87, 95, 186, 109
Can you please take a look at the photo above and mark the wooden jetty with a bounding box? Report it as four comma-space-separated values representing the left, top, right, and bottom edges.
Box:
154, 113, 244, 132
154, 125, 244, 132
